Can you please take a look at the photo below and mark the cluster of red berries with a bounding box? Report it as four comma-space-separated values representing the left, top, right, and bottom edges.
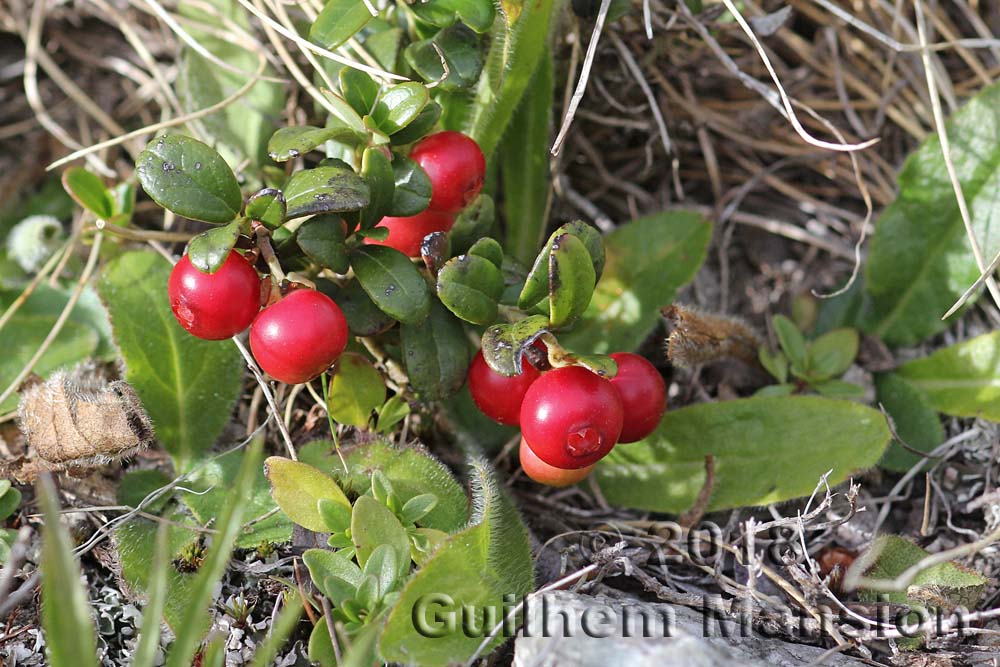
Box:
370, 131, 486, 256
167, 251, 349, 384
468, 347, 667, 487
167, 131, 485, 384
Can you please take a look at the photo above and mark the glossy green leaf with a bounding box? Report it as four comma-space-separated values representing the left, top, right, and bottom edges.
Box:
0, 316, 98, 413
560, 211, 713, 353
309, 0, 374, 49
436, 253, 504, 324
389, 154, 432, 216
450, 195, 496, 253
389, 102, 442, 146
410, 0, 496, 32
875, 373, 943, 472
361, 147, 395, 228
379, 460, 533, 665
267, 125, 362, 162
38, 476, 100, 667
468, 236, 503, 268
480, 314, 549, 376
328, 352, 386, 427
351, 495, 410, 577
187, 221, 240, 274
98, 251, 242, 470
317, 278, 395, 336
894, 331, 1000, 421
519, 221, 603, 310
341, 68, 380, 116
265, 456, 350, 532
371, 83, 429, 135
182, 447, 292, 548
375, 395, 410, 433
137, 135, 241, 224
400, 300, 470, 400
501, 50, 552, 264
283, 166, 370, 220
319, 90, 367, 135
404, 23, 483, 92
853, 535, 986, 609
245, 188, 286, 229
862, 82, 1000, 346
350, 245, 431, 324
297, 215, 349, 274
595, 396, 891, 512
62, 167, 113, 219
548, 232, 597, 328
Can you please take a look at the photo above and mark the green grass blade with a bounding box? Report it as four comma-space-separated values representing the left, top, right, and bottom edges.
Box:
165, 438, 264, 667
38, 475, 100, 667
132, 521, 171, 667
248, 595, 304, 667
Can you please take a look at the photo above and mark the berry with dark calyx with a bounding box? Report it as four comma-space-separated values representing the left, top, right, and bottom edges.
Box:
409, 131, 486, 213
249, 288, 349, 384
608, 352, 667, 443
468, 350, 541, 425
519, 438, 594, 487
368, 210, 455, 258
168, 250, 261, 340
520, 365, 623, 470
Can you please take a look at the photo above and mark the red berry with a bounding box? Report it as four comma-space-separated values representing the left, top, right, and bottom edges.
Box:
519, 366, 623, 469
249, 289, 349, 384
368, 210, 455, 257
409, 131, 486, 213
609, 352, 667, 443
519, 438, 594, 487
468, 350, 541, 425
168, 250, 261, 340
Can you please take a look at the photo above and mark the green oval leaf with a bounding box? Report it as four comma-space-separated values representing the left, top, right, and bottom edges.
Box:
862, 82, 1000, 346
894, 330, 1000, 422
297, 215, 349, 274
309, 0, 375, 49
467, 236, 503, 268
245, 188, 286, 229
265, 457, 350, 532
371, 83, 429, 135
400, 300, 470, 400
389, 102, 442, 146
98, 251, 242, 470
548, 232, 596, 328
360, 147, 395, 228
404, 24, 483, 92
595, 396, 891, 512
389, 154, 432, 217
518, 221, 604, 310
350, 245, 431, 324
137, 135, 241, 224
187, 221, 241, 274
807, 328, 859, 380
479, 314, 548, 376
351, 495, 410, 577
560, 211, 713, 353
340, 68, 380, 116
409, 0, 496, 33
62, 167, 114, 219
449, 194, 495, 254
436, 253, 504, 325
283, 166, 370, 220
267, 125, 363, 162
328, 352, 386, 427
317, 278, 396, 336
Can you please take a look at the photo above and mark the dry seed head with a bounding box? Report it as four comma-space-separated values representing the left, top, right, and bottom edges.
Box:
16, 365, 154, 469
662, 304, 763, 368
